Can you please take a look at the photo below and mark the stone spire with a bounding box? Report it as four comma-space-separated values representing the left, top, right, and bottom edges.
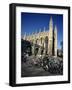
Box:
23, 32, 26, 40
54, 25, 57, 56
32, 31, 34, 35
48, 16, 53, 56
49, 16, 53, 30
54, 25, 57, 33
35, 29, 37, 34
44, 27, 45, 32
49, 16, 53, 38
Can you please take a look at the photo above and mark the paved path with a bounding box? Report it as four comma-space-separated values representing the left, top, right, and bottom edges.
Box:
21, 56, 63, 77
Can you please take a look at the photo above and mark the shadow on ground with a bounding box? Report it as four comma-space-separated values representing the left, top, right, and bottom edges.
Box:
21, 55, 63, 77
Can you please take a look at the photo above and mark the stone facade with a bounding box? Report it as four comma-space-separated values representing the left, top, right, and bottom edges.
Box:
23, 17, 57, 56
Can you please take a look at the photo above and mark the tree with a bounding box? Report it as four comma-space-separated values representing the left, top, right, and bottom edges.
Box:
60, 41, 63, 51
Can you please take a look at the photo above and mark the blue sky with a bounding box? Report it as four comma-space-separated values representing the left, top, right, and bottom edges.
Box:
21, 12, 63, 49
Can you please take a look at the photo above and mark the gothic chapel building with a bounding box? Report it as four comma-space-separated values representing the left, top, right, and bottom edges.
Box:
23, 17, 57, 56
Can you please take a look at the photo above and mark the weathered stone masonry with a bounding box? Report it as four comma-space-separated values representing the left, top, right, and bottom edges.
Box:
23, 17, 57, 56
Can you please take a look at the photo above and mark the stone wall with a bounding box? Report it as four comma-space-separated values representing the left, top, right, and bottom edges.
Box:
23, 17, 57, 56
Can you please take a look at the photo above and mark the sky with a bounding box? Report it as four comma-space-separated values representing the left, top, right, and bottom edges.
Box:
21, 12, 63, 49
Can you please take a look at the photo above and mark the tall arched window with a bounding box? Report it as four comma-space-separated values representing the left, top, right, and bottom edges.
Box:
44, 36, 48, 54
41, 37, 43, 44
36, 39, 39, 44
